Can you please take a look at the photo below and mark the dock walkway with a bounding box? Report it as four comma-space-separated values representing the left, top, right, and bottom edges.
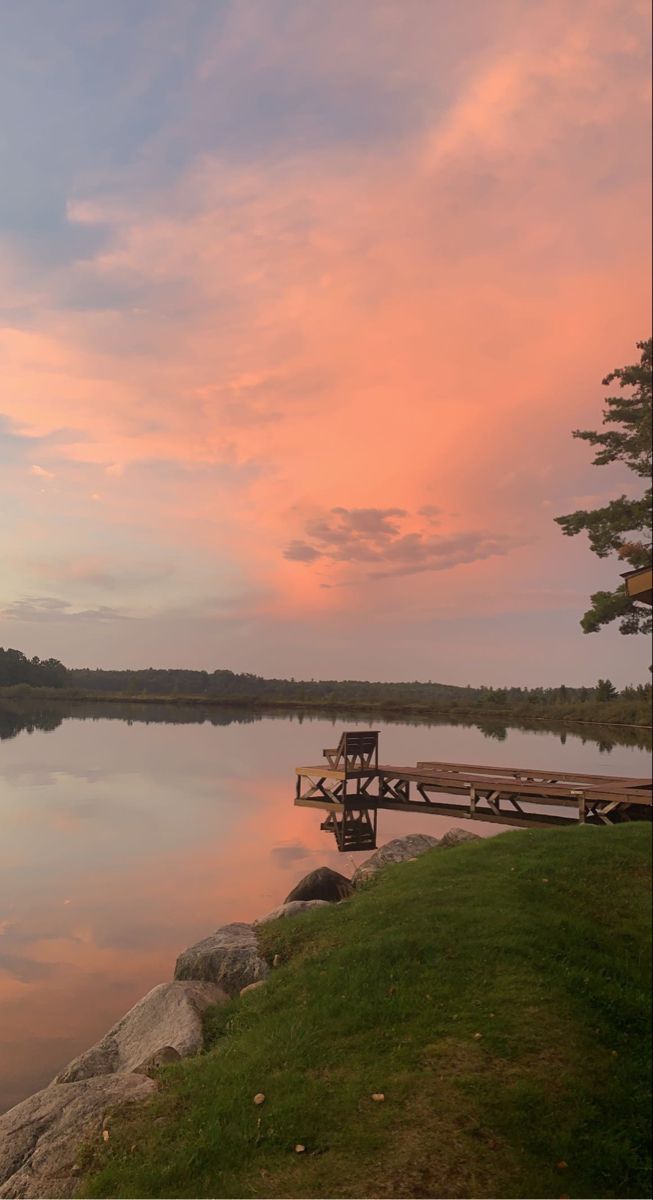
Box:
294, 731, 652, 851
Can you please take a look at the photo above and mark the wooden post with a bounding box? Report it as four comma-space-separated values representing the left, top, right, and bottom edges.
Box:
573, 790, 586, 823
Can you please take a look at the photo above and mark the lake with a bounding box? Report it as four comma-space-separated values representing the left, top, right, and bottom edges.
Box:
0, 703, 650, 1114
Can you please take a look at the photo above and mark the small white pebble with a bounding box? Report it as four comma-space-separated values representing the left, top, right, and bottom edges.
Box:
254, 1093, 265, 1105
295, 1144, 305, 1153
371, 1093, 385, 1102
473, 1032, 483, 1040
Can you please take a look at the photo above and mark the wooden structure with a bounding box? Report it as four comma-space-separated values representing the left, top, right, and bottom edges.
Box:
317, 732, 380, 850
622, 565, 653, 606
295, 731, 652, 851
324, 730, 380, 771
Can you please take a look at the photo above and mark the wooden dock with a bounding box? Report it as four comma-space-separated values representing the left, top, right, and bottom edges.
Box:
294, 731, 652, 851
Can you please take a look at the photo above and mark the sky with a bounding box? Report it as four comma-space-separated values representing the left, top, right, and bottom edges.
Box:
0, 0, 651, 687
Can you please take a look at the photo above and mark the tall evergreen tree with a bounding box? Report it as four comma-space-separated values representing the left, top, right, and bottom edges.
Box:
555, 338, 652, 634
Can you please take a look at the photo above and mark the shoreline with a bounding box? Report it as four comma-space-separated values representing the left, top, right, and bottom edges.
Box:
1, 687, 651, 734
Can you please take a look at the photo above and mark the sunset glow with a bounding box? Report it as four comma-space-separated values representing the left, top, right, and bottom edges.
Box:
1, 0, 651, 684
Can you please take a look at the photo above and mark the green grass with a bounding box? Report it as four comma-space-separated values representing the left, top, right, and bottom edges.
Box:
82, 825, 651, 1199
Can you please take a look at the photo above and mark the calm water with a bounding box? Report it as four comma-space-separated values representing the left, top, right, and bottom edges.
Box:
0, 704, 650, 1113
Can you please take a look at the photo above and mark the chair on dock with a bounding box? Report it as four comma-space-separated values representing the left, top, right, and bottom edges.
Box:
323, 730, 379, 772
318, 732, 380, 851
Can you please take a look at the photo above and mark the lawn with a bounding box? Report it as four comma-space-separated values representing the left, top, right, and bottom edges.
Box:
82, 823, 652, 1199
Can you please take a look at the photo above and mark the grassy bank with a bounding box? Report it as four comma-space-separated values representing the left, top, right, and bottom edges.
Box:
82, 824, 651, 1199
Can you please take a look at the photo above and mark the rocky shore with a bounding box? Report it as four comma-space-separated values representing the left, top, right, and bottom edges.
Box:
0, 829, 479, 1199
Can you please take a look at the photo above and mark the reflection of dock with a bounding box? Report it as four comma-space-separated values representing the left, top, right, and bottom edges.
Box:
294, 732, 652, 851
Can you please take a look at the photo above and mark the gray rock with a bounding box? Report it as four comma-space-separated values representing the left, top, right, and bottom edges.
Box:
438, 826, 481, 849
132, 1046, 181, 1074
53, 981, 228, 1085
352, 833, 440, 886
174, 922, 269, 995
0, 1073, 157, 1199
253, 899, 331, 926
284, 867, 353, 904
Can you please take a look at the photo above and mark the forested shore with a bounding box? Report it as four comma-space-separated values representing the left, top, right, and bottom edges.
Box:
1, 646, 650, 730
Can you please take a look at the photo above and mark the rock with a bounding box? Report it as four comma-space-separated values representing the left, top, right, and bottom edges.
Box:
240, 980, 266, 997
53, 981, 228, 1085
0, 1073, 157, 1199
253, 899, 331, 926
174, 923, 269, 996
284, 867, 353, 904
132, 1046, 181, 1074
352, 834, 439, 886
253, 1093, 265, 1106
438, 827, 481, 849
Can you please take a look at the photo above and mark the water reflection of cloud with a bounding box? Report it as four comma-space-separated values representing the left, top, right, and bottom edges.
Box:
0, 953, 69, 983
0, 922, 82, 947
0, 766, 58, 786
0, 765, 110, 787
270, 842, 314, 867
91, 921, 178, 953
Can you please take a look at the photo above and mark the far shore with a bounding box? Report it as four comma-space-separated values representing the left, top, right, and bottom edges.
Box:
1, 684, 651, 734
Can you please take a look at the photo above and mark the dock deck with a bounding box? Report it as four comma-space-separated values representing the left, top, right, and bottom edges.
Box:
294, 732, 652, 851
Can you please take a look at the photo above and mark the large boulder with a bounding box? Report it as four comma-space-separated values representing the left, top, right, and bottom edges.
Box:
352, 834, 439, 886
284, 867, 353, 904
253, 899, 331, 926
0, 1073, 157, 1199
438, 827, 481, 849
174, 922, 269, 995
52, 981, 228, 1085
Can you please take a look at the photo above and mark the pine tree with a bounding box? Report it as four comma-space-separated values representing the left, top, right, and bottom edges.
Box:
555, 338, 652, 634
595, 678, 617, 701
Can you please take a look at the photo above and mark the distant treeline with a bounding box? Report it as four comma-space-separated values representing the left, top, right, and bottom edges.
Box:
0, 648, 68, 688
1, 645, 651, 727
